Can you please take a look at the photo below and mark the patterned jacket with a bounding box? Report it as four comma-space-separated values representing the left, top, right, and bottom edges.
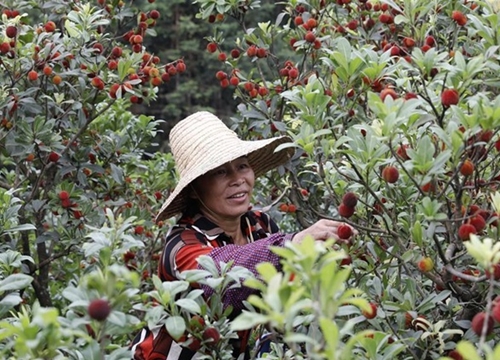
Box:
131, 210, 294, 359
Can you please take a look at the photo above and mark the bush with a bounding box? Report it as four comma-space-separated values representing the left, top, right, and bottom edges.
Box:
3, 0, 500, 359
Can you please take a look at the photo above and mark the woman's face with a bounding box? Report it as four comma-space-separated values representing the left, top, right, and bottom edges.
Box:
192, 157, 255, 222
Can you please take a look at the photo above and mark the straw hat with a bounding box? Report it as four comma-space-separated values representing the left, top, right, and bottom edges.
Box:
155, 111, 295, 222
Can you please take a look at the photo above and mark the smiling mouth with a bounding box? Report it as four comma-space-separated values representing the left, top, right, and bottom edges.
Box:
228, 192, 246, 199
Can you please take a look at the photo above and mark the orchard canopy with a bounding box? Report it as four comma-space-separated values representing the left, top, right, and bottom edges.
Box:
2, 0, 500, 359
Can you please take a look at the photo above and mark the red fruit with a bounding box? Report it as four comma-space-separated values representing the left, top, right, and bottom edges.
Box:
217, 52, 227, 62
279, 203, 289, 212
256, 48, 267, 58
149, 9, 160, 19
441, 88, 459, 107
491, 301, 500, 323
294, 16, 303, 26
402, 37, 415, 48
362, 302, 378, 319
189, 315, 206, 331
378, 13, 393, 24
93, 43, 104, 54
48, 152, 60, 163
44, 21, 56, 32
338, 203, 355, 218
247, 45, 257, 57
288, 67, 299, 79
230, 48, 240, 58
382, 166, 399, 183
288, 204, 297, 213
300, 188, 309, 196
109, 83, 121, 98
337, 224, 352, 239
134, 225, 144, 235
405, 92, 418, 100
396, 144, 410, 160
417, 257, 434, 272
28, 70, 38, 81
342, 192, 358, 208
59, 191, 70, 200
53, 75, 62, 85
460, 159, 474, 176
495, 139, 500, 152
306, 18, 317, 29
304, 31, 316, 43
5, 26, 17, 38
340, 255, 352, 266
425, 35, 436, 47
229, 76, 239, 86
91, 77, 105, 90
175, 61, 186, 73
88, 299, 111, 321
470, 215, 486, 232
347, 19, 358, 30
452, 10, 467, 26
43, 65, 53, 76
154, 191, 162, 200
448, 350, 464, 360
202, 327, 221, 345
486, 264, 500, 281
471, 312, 494, 336
458, 223, 476, 240
108, 60, 118, 70
380, 87, 398, 101
206, 42, 217, 53
0, 42, 11, 54
220, 78, 229, 88
111, 46, 122, 58
187, 337, 202, 352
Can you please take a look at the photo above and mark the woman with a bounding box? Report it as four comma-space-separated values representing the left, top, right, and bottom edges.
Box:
132, 111, 354, 360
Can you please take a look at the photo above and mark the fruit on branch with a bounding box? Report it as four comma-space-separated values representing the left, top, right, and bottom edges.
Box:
88, 299, 111, 321
342, 192, 358, 208
338, 203, 355, 218
337, 224, 352, 239
451, 10, 467, 26
362, 302, 378, 319
457, 223, 476, 240
471, 312, 494, 336
202, 327, 221, 345
441, 88, 459, 107
417, 257, 434, 272
459, 159, 474, 176
381, 165, 399, 183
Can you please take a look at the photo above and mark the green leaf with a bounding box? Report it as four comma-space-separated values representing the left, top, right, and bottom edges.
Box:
231, 311, 269, 331
165, 316, 186, 341
456, 340, 481, 360
175, 298, 201, 314
0, 274, 33, 293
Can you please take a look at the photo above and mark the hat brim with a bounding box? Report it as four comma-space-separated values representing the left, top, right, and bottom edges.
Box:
155, 135, 294, 222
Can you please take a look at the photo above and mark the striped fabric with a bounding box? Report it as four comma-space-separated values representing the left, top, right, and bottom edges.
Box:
131, 210, 291, 360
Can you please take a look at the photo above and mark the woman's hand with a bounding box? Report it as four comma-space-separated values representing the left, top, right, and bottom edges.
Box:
292, 219, 357, 244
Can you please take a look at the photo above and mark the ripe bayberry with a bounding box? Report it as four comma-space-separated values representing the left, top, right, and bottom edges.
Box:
337, 224, 352, 239
441, 88, 459, 107
341, 192, 358, 208
382, 166, 399, 183
88, 299, 111, 321
202, 327, 221, 345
